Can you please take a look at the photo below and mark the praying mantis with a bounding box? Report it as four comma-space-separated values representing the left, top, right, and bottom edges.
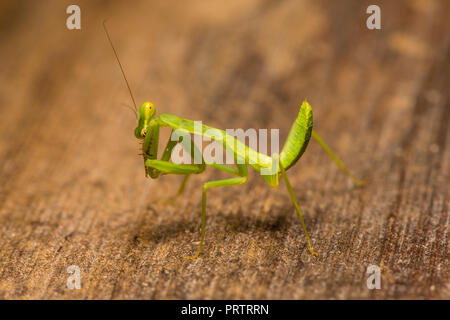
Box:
104, 22, 367, 259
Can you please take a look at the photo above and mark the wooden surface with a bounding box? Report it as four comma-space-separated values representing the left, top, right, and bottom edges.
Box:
0, 0, 448, 299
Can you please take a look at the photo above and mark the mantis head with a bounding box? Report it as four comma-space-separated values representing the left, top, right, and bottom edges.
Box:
134, 102, 156, 139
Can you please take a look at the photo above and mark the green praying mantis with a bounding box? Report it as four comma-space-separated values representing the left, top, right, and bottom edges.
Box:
104, 22, 367, 259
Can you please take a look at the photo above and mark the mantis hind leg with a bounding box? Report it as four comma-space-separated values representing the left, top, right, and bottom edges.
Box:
311, 130, 368, 186
185, 164, 248, 260
279, 163, 318, 256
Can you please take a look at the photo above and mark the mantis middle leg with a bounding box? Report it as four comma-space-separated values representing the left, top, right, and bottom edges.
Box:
185, 163, 248, 259
145, 159, 248, 259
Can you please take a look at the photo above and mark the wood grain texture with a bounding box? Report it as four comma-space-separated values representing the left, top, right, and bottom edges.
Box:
0, 0, 448, 299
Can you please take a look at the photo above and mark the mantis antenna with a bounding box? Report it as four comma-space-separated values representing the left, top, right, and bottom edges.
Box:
103, 20, 138, 117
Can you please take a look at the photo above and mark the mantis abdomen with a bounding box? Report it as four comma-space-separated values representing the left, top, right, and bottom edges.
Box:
279, 100, 313, 171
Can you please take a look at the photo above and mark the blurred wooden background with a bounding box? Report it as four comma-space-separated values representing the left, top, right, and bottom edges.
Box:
0, 0, 448, 299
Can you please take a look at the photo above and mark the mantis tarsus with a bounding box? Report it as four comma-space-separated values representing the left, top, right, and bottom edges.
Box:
104, 22, 367, 259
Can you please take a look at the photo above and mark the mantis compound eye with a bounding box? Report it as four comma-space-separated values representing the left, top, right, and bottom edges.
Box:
141, 129, 147, 137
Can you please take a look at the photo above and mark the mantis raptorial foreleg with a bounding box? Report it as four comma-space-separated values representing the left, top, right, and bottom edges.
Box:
311, 130, 368, 186
185, 163, 248, 260
142, 120, 160, 178
160, 130, 179, 161
157, 130, 202, 202
156, 131, 193, 203
145, 160, 205, 174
